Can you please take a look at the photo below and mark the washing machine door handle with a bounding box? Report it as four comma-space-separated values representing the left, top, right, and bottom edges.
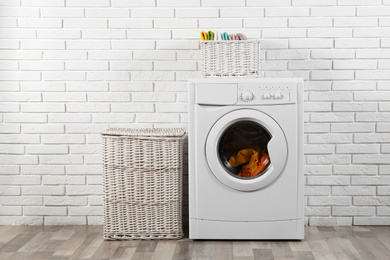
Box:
266, 135, 288, 183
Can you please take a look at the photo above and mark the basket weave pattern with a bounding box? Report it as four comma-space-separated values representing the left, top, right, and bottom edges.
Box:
102, 128, 185, 240
201, 40, 260, 78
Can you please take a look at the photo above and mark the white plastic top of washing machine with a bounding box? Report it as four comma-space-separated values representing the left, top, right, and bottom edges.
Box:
189, 78, 302, 106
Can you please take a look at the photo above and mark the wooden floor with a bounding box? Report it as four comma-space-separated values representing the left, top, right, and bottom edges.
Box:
0, 226, 390, 260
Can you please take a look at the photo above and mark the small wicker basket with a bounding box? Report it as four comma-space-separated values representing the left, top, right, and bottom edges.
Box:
201, 40, 260, 78
101, 128, 186, 240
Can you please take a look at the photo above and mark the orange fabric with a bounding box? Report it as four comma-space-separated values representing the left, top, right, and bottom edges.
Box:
228, 148, 259, 172
238, 154, 270, 177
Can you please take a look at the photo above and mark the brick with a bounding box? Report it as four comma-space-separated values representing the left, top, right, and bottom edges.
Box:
23, 186, 64, 195
43, 176, 85, 185
339, 0, 380, 5
334, 17, 377, 27
0, 7, 39, 17
0, 61, 18, 71
378, 187, 390, 195
333, 186, 376, 196
87, 175, 102, 185
67, 82, 108, 92
132, 8, 173, 18
306, 155, 350, 165
312, 71, 354, 80
88, 71, 130, 81
64, 18, 107, 29
353, 154, 390, 164
85, 8, 129, 18
109, 18, 152, 29
267, 50, 309, 59
39, 155, 83, 165
355, 91, 390, 101
334, 165, 377, 175
37, 29, 81, 39
357, 6, 390, 16
311, 6, 355, 16
335, 38, 379, 48
356, 28, 390, 38
66, 61, 108, 71
333, 207, 375, 216
293, 0, 336, 5
126, 29, 171, 39
288, 60, 331, 70
136, 113, 179, 123
134, 50, 175, 60
69, 144, 100, 154
25, 206, 66, 216
309, 196, 352, 206
21, 165, 64, 175
66, 165, 101, 175
308, 134, 352, 144
310, 217, 352, 226
355, 133, 390, 143
332, 81, 376, 91
66, 103, 110, 113
0, 134, 40, 144
66, 40, 110, 50
353, 197, 390, 206
333, 102, 376, 112
66, 0, 109, 7
0, 102, 19, 112
21, 40, 65, 50
68, 206, 103, 216
311, 113, 354, 123
88, 92, 130, 102
43, 93, 86, 102
378, 206, 390, 216
22, 82, 65, 92
156, 40, 198, 50
111, 0, 155, 6
4, 114, 46, 123
0, 196, 42, 205
21, 103, 65, 113
18, 18, 62, 28
110, 61, 152, 71
0, 216, 43, 225
44, 196, 87, 206
67, 185, 102, 195
22, 0, 64, 6
0, 186, 20, 195
356, 113, 390, 122
48, 114, 91, 123
305, 186, 331, 196
0, 18, 17, 27
262, 28, 306, 38
88, 50, 133, 60
21, 61, 64, 71
131, 71, 175, 81
111, 40, 154, 50
0, 28, 35, 39
92, 113, 135, 123
44, 216, 86, 225
110, 82, 153, 92
26, 145, 68, 154
311, 49, 355, 59
0, 71, 40, 81
0, 166, 19, 175
0, 125, 21, 134
304, 144, 333, 154
41, 134, 85, 144
0, 144, 24, 155
352, 176, 390, 185
354, 217, 390, 226
309, 92, 352, 101
290, 18, 332, 27
334, 60, 377, 70
337, 144, 379, 154
44, 50, 87, 60
22, 124, 64, 135
377, 124, 390, 132
266, 7, 308, 17
82, 29, 126, 39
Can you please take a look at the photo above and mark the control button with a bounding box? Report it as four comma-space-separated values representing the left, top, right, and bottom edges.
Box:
262, 93, 270, 99
274, 93, 283, 99
241, 91, 254, 102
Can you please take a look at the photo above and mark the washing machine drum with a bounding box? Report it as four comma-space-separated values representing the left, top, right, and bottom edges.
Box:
206, 109, 288, 191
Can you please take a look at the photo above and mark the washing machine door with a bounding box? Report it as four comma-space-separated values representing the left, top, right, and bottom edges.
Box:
205, 109, 288, 191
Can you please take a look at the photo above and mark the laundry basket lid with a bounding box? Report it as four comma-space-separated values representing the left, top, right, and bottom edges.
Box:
101, 128, 186, 137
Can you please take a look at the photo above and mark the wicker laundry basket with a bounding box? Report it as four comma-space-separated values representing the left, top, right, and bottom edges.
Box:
101, 128, 186, 240
201, 40, 260, 78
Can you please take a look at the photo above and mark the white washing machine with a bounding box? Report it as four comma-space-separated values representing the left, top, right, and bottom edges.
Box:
188, 78, 304, 240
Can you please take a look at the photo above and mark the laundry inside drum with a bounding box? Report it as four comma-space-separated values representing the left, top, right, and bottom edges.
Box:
218, 120, 272, 179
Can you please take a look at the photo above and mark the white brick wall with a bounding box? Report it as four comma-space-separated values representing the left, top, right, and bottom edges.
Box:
0, 1, 389, 226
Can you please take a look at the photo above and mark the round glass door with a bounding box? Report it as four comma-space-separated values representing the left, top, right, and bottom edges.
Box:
205, 109, 288, 191
218, 121, 271, 179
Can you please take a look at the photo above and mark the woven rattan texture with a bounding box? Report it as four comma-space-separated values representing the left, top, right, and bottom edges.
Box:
201, 40, 260, 78
102, 129, 184, 240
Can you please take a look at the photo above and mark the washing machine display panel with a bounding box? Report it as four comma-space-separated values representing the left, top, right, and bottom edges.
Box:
218, 121, 271, 179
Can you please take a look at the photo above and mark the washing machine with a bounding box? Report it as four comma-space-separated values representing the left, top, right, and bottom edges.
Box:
188, 78, 304, 240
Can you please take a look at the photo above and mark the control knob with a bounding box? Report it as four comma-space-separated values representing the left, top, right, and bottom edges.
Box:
241, 91, 254, 102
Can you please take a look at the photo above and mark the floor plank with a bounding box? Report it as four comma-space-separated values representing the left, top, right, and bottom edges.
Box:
0, 226, 389, 260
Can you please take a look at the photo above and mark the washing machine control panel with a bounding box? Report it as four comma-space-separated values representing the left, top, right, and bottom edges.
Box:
237, 82, 297, 105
